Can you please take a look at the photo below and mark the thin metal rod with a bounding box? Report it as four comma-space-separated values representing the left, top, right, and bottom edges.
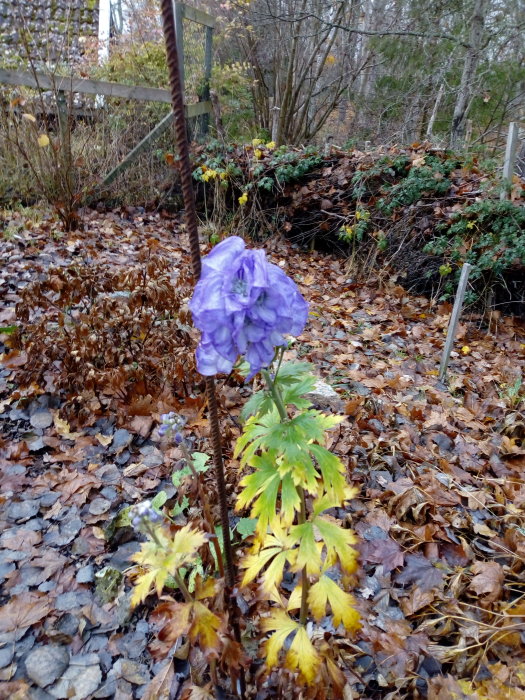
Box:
160, 0, 236, 590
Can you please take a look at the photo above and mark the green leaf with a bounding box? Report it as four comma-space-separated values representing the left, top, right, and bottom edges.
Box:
171, 495, 189, 517
289, 521, 322, 576
314, 516, 359, 573
239, 390, 274, 422
0, 325, 17, 334
309, 443, 354, 505
191, 452, 211, 472
151, 491, 168, 513
236, 517, 258, 538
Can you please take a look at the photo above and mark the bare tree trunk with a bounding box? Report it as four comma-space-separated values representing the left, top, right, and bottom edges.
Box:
450, 0, 488, 148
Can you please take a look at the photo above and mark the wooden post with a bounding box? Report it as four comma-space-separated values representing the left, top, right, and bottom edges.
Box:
198, 24, 213, 138
56, 90, 69, 144
98, 0, 111, 63
500, 121, 519, 200
439, 263, 472, 383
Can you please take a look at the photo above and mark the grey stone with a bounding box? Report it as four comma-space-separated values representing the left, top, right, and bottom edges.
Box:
40, 492, 60, 507
88, 498, 111, 516
38, 581, 56, 593
56, 614, 79, 637
7, 499, 40, 522
0, 561, 16, 581
30, 411, 53, 430
76, 565, 94, 583
348, 380, 371, 396
96, 465, 120, 484
305, 380, 344, 412
25, 645, 70, 688
92, 674, 117, 698
0, 645, 15, 668
5, 464, 26, 476
48, 662, 101, 700
110, 429, 132, 454
29, 689, 55, 700
28, 437, 46, 452
55, 591, 92, 611
100, 487, 117, 501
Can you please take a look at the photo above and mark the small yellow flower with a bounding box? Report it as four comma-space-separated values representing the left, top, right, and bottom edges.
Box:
254, 149, 263, 159
219, 171, 228, 180
202, 169, 218, 182
466, 221, 475, 229
251, 138, 263, 147
266, 141, 276, 150
238, 192, 248, 206
461, 345, 471, 355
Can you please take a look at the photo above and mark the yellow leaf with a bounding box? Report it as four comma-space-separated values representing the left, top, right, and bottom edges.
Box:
308, 575, 360, 631
53, 413, 83, 439
38, 134, 50, 147
262, 609, 300, 668
131, 569, 156, 607
189, 601, 222, 652
95, 432, 113, 446
286, 626, 320, 683
238, 192, 248, 205
266, 141, 276, 149
131, 525, 206, 605
252, 138, 263, 146
461, 345, 471, 355
22, 113, 36, 122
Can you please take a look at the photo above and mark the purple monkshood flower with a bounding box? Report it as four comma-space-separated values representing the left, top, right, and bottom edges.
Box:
189, 237, 308, 377
131, 500, 163, 532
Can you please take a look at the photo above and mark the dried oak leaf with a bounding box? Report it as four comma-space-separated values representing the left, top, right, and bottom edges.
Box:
396, 554, 445, 592
469, 561, 504, 602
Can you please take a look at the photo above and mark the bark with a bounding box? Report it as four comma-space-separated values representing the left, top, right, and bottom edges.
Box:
450, 0, 488, 148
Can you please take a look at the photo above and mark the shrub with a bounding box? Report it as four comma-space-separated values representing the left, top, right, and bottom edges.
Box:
14, 240, 197, 418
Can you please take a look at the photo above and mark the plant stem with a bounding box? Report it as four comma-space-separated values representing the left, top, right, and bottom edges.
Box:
261, 367, 310, 625
297, 485, 309, 625
261, 369, 287, 421
173, 570, 193, 603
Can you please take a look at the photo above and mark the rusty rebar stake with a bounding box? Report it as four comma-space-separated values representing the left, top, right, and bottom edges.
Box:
159, 0, 236, 591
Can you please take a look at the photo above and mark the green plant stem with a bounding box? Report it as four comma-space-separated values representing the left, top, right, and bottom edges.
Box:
261, 367, 310, 625
173, 570, 193, 603
261, 369, 287, 421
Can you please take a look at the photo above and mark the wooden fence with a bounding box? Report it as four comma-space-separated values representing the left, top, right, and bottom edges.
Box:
0, 2, 215, 188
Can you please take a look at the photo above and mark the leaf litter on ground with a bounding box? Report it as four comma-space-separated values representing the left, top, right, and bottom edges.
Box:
0, 205, 524, 698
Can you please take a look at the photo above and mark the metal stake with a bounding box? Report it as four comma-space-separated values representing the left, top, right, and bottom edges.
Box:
159, 0, 236, 592
439, 263, 472, 383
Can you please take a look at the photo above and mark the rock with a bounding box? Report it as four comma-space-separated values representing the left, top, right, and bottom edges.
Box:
40, 492, 60, 508
4, 464, 26, 476
0, 561, 16, 581
76, 565, 94, 583
30, 411, 53, 430
7, 499, 40, 522
55, 614, 79, 638
55, 591, 92, 611
114, 659, 150, 685
88, 498, 111, 516
110, 429, 132, 455
305, 380, 344, 412
348, 380, 371, 397
25, 645, 70, 688
48, 660, 101, 700
0, 645, 15, 668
